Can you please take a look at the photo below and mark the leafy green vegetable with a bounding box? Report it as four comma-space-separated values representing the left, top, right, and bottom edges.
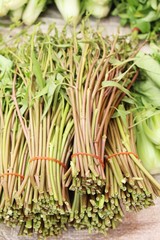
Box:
112, 0, 160, 37
9, 6, 24, 23
84, 0, 112, 18
54, 0, 81, 24
22, 0, 46, 25
0, 0, 9, 16
5, 0, 27, 11
133, 50, 160, 174
135, 113, 160, 175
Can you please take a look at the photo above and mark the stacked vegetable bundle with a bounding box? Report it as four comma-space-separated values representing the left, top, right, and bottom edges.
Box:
0, 24, 160, 239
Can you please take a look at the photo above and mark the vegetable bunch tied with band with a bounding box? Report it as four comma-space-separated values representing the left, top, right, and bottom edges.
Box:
0, 24, 160, 238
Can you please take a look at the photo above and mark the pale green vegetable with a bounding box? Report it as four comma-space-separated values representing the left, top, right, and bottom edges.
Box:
10, 6, 24, 22
134, 51, 160, 108
5, 0, 27, 11
91, 0, 111, 5
54, 0, 81, 24
0, 0, 8, 16
22, 0, 46, 25
0, 55, 12, 87
85, 0, 112, 18
142, 113, 160, 147
133, 51, 160, 175
136, 120, 160, 175
135, 52, 160, 88
133, 78, 160, 108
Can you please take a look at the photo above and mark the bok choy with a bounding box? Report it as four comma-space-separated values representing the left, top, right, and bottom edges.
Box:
84, 0, 112, 18
133, 50, 160, 174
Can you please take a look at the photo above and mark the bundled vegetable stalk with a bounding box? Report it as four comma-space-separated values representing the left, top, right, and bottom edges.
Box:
68, 105, 160, 234
61, 29, 140, 195
106, 105, 160, 211
0, 24, 160, 238
0, 29, 74, 237
0, 55, 28, 227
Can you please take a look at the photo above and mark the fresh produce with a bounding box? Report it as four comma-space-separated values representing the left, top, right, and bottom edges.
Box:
0, 0, 48, 25
131, 49, 160, 174
0, 0, 113, 25
5, 0, 28, 11
0, 0, 8, 17
0, 24, 160, 238
112, 0, 160, 37
22, 0, 47, 25
63, 30, 139, 195
84, 0, 112, 18
106, 107, 160, 210
9, 6, 24, 23
135, 111, 160, 175
54, 0, 81, 24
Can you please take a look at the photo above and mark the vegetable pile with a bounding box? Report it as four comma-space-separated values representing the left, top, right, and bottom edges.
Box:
0, 24, 160, 239
0, 0, 160, 41
131, 48, 160, 175
112, 0, 160, 38
0, 0, 113, 26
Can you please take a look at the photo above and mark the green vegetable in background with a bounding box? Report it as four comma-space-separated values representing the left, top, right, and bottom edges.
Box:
9, 6, 24, 22
5, 0, 28, 11
22, 0, 47, 25
0, 0, 8, 17
54, 0, 81, 24
135, 112, 160, 175
133, 51, 160, 108
84, 0, 112, 18
133, 50, 160, 174
112, 0, 160, 37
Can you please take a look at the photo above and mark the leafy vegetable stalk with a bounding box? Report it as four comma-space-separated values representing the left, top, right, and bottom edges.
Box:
62, 29, 139, 194
106, 105, 160, 211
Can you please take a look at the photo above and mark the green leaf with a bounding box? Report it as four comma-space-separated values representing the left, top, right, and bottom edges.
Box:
151, 0, 158, 10
135, 21, 150, 33
32, 50, 45, 90
135, 52, 160, 87
101, 80, 133, 98
41, 76, 58, 118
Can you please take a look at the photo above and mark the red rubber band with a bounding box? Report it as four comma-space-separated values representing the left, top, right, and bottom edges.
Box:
107, 151, 139, 160
71, 152, 104, 168
0, 172, 24, 180
29, 156, 66, 168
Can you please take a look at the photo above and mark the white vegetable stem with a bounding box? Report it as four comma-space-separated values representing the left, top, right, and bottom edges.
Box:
10, 6, 24, 22
22, 0, 46, 25
85, 0, 112, 18
55, 0, 81, 24
5, 0, 28, 11
0, 0, 8, 17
